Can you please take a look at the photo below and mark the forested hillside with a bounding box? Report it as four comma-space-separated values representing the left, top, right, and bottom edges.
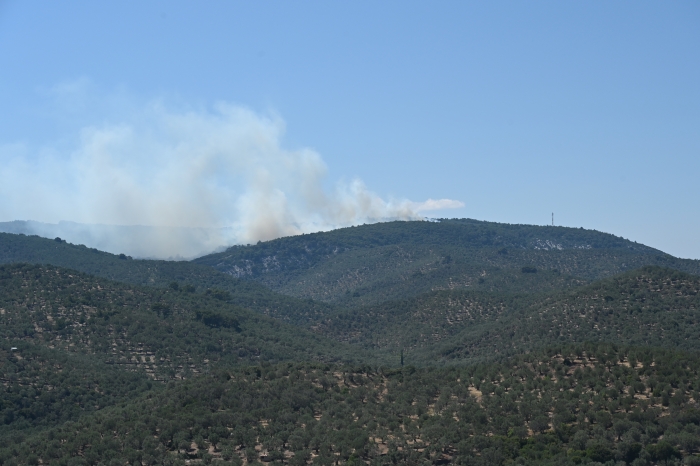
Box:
0, 263, 369, 376
312, 266, 700, 367
3, 345, 699, 465
3, 220, 700, 465
193, 220, 700, 307
0, 233, 340, 326
0, 262, 373, 449
0, 343, 156, 441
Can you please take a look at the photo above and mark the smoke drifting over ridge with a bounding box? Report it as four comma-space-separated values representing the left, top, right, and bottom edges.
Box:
0, 101, 463, 259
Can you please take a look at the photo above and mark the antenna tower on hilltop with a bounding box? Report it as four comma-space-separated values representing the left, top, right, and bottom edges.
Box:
552, 212, 554, 226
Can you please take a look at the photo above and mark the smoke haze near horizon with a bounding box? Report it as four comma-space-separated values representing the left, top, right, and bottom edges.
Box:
0, 100, 463, 259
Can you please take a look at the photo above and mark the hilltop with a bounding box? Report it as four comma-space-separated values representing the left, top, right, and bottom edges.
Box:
4, 225, 700, 367
193, 219, 700, 307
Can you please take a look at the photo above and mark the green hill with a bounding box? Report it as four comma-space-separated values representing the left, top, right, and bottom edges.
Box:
4, 344, 699, 465
193, 219, 700, 307
421, 266, 700, 365
0, 262, 381, 448
4, 221, 700, 465
311, 266, 700, 368
5, 220, 700, 323
0, 263, 371, 376
0, 343, 156, 442
0, 233, 339, 326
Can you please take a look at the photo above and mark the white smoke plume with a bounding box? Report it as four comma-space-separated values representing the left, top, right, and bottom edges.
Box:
0, 100, 463, 259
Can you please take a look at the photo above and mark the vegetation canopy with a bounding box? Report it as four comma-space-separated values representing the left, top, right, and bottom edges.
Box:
0, 220, 699, 465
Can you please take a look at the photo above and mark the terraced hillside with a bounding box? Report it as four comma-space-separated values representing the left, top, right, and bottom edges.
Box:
312, 266, 700, 366
0, 233, 339, 326
0, 263, 370, 379
0, 343, 157, 440
4, 221, 700, 465
3, 344, 699, 465
193, 219, 700, 307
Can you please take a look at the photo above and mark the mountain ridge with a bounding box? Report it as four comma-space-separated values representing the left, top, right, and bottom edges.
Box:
3, 221, 700, 464
193, 219, 700, 308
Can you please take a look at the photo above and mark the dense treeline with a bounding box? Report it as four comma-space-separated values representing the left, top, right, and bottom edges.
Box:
244, 246, 594, 308
2, 260, 699, 373
2, 344, 699, 465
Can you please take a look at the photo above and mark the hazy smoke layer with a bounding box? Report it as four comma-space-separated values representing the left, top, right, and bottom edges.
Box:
0, 102, 463, 258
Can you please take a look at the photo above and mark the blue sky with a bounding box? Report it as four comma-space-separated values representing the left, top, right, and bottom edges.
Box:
0, 1, 698, 258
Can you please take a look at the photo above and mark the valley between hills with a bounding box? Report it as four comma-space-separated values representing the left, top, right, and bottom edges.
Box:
1, 219, 699, 465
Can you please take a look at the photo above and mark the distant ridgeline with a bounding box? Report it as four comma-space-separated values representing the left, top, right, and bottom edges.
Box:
193, 219, 700, 307
0, 219, 231, 259
3, 219, 700, 317
194, 218, 663, 275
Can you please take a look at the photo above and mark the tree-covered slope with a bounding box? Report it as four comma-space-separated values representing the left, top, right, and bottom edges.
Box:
193, 219, 700, 307
0, 263, 371, 379
4, 223, 700, 466
4, 344, 700, 465
420, 266, 700, 365
196, 218, 663, 271
0, 233, 339, 326
0, 343, 157, 443
0, 262, 378, 452
311, 266, 700, 367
